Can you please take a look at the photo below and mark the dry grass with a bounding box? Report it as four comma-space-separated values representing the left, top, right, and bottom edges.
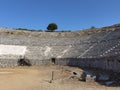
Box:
0, 65, 119, 90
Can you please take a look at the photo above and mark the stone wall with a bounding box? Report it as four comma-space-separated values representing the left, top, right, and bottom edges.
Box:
55, 56, 120, 72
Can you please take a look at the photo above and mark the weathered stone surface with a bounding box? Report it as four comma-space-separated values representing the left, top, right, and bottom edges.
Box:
0, 26, 120, 72
85, 74, 96, 82
98, 74, 109, 81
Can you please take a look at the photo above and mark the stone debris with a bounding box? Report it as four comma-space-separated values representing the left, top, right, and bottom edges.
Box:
85, 74, 96, 82
105, 81, 115, 86
98, 74, 109, 81
69, 72, 80, 80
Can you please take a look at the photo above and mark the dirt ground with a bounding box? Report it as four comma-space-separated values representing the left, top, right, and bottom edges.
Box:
0, 65, 119, 90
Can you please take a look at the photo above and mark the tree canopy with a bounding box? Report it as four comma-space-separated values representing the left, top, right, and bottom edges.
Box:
47, 23, 58, 32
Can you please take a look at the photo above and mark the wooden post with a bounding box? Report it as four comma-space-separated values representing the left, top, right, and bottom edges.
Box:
52, 71, 54, 80
49, 71, 54, 83
61, 67, 63, 73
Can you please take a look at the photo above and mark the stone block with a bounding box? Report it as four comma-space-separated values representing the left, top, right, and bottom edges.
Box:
85, 74, 96, 82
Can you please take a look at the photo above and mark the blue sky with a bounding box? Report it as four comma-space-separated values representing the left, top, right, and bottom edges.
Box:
0, 0, 120, 31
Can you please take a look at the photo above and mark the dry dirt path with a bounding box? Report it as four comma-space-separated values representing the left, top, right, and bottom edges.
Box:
0, 66, 119, 90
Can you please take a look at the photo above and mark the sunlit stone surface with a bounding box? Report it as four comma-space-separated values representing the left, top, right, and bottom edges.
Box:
0, 45, 26, 55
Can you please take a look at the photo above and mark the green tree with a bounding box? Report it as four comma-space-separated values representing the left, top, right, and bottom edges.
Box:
47, 23, 58, 32
90, 26, 96, 29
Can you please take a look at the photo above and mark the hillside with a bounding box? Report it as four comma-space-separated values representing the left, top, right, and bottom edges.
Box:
0, 23, 120, 38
